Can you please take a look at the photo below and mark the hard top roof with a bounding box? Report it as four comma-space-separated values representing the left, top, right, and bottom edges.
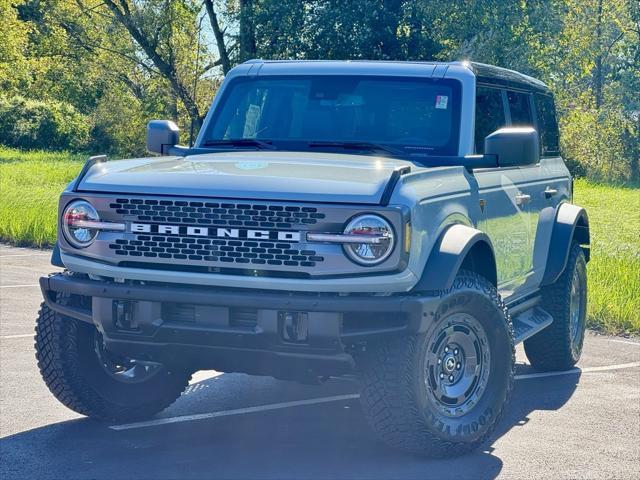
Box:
242, 59, 550, 93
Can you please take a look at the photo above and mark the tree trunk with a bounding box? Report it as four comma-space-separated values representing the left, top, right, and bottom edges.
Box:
593, 0, 604, 109
204, 0, 231, 74
239, 0, 257, 62
102, 0, 200, 125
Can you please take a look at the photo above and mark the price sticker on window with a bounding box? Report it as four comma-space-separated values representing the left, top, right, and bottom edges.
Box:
435, 95, 449, 109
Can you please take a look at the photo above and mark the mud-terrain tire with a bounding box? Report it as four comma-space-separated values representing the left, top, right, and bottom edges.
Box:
359, 271, 514, 457
35, 299, 191, 422
524, 242, 587, 371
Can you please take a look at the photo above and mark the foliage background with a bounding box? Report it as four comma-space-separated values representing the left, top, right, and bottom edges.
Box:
0, 0, 638, 182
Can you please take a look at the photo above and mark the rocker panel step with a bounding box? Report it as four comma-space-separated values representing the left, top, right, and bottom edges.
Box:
512, 305, 553, 344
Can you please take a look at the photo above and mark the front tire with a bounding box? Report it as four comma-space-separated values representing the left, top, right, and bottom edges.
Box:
35, 301, 191, 422
524, 242, 587, 371
359, 271, 514, 457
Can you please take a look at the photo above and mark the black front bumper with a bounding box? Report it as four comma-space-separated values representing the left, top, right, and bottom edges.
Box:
40, 273, 439, 380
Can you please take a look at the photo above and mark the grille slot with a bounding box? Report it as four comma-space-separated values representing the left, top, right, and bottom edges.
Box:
230, 308, 258, 328
162, 303, 196, 323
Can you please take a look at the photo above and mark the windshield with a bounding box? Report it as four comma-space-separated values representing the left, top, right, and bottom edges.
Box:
203, 76, 461, 156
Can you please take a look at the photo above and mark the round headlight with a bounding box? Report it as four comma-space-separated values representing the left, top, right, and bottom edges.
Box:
62, 200, 100, 248
343, 214, 395, 266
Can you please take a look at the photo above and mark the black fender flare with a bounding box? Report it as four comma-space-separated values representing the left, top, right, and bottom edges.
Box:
412, 224, 497, 292
51, 243, 65, 268
541, 203, 590, 286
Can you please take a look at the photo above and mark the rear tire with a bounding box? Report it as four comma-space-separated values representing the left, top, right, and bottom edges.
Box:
35, 300, 191, 422
358, 271, 514, 457
524, 242, 587, 371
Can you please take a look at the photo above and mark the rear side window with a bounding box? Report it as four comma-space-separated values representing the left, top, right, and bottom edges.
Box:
534, 93, 560, 156
506, 90, 533, 126
475, 86, 506, 153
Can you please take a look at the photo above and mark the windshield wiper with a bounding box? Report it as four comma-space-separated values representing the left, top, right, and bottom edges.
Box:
307, 141, 406, 157
202, 139, 277, 150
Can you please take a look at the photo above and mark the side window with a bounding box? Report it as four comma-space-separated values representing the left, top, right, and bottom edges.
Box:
534, 93, 560, 156
506, 90, 533, 126
475, 86, 506, 154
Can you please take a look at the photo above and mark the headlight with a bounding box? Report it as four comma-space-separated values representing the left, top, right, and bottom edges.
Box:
343, 214, 395, 265
62, 200, 100, 248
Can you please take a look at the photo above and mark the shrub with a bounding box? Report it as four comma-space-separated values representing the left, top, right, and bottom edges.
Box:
0, 96, 90, 151
560, 107, 637, 183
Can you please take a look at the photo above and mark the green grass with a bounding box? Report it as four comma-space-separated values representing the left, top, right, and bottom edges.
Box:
0, 147, 638, 334
0, 147, 85, 247
573, 179, 640, 335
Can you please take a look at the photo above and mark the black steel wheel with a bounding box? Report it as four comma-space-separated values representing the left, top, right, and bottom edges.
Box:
424, 313, 491, 418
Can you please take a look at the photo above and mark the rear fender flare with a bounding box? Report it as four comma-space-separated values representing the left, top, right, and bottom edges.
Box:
412, 224, 497, 292
541, 203, 590, 286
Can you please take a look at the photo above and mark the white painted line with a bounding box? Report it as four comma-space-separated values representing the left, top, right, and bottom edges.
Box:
514, 361, 640, 380
0, 253, 50, 258
0, 333, 33, 339
606, 339, 640, 347
110, 361, 640, 431
110, 394, 360, 431
581, 361, 640, 372
0, 284, 39, 289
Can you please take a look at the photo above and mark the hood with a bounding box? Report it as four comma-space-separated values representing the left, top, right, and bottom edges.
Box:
76, 151, 413, 204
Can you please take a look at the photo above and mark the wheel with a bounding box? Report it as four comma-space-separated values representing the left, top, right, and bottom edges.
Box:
35, 299, 191, 422
359, 271, 514, 457
524, 242, 587, 371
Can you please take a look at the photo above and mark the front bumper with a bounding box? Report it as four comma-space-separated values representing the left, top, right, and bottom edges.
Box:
40, 273, 439, 380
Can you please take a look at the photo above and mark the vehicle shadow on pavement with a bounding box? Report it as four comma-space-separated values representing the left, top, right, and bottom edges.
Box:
0, 365, 580, 480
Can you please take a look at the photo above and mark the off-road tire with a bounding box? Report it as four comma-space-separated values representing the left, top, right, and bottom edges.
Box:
35, 299, 191, 422
524, 243, 587, 371
359, 271, 515, 457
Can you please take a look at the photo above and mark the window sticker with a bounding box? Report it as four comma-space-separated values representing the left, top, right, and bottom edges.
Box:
243, 104, 261, 137
435, 95, 449, 109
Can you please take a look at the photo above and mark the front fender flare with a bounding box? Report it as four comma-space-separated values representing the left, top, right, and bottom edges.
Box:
412, 224, 496, 292
541, 203, 590, 286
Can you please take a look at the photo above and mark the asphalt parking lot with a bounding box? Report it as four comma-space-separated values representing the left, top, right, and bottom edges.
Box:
1, 244, 639, 480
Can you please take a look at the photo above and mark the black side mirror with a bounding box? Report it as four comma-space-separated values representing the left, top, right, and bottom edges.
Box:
146, 120, 179, 155
484, 127, 539, 167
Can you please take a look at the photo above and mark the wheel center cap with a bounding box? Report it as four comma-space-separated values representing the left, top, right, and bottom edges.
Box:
443, 355, 457, 373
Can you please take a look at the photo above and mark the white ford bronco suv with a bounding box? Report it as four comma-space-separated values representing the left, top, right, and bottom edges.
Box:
36, 60, 590, 456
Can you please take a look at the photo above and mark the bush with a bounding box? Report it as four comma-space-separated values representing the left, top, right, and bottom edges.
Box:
560, 107, 637, 183
0, 96, 90, 151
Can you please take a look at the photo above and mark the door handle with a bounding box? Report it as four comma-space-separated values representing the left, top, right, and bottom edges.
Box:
544, 187, 558, 199
515, 193, 531, 205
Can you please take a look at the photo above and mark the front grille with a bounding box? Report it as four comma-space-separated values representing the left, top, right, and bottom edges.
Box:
109, 235, 323, 267
105, 197, 327, 269
109, 198, 325, 229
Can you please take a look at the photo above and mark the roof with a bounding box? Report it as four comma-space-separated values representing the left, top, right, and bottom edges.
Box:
241, 59, 550, 93
467, 62, 549, 93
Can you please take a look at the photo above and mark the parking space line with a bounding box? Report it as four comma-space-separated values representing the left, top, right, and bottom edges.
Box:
0, 284, 40, 289
110, 394, 361, 431
110, 361, 640, 431
606, 339, 640, 347
0, 253, 50, 258
0, 334, 33, 340
514, 361, 640, 380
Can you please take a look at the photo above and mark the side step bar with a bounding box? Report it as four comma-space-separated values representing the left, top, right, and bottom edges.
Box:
511, 304, 554, 344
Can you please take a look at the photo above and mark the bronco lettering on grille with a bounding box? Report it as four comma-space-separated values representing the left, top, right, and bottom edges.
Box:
130, 223, 301, 242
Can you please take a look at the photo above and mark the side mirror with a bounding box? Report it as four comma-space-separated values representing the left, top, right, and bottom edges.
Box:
146, 120, 179, 155
484, 127, 539, 167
